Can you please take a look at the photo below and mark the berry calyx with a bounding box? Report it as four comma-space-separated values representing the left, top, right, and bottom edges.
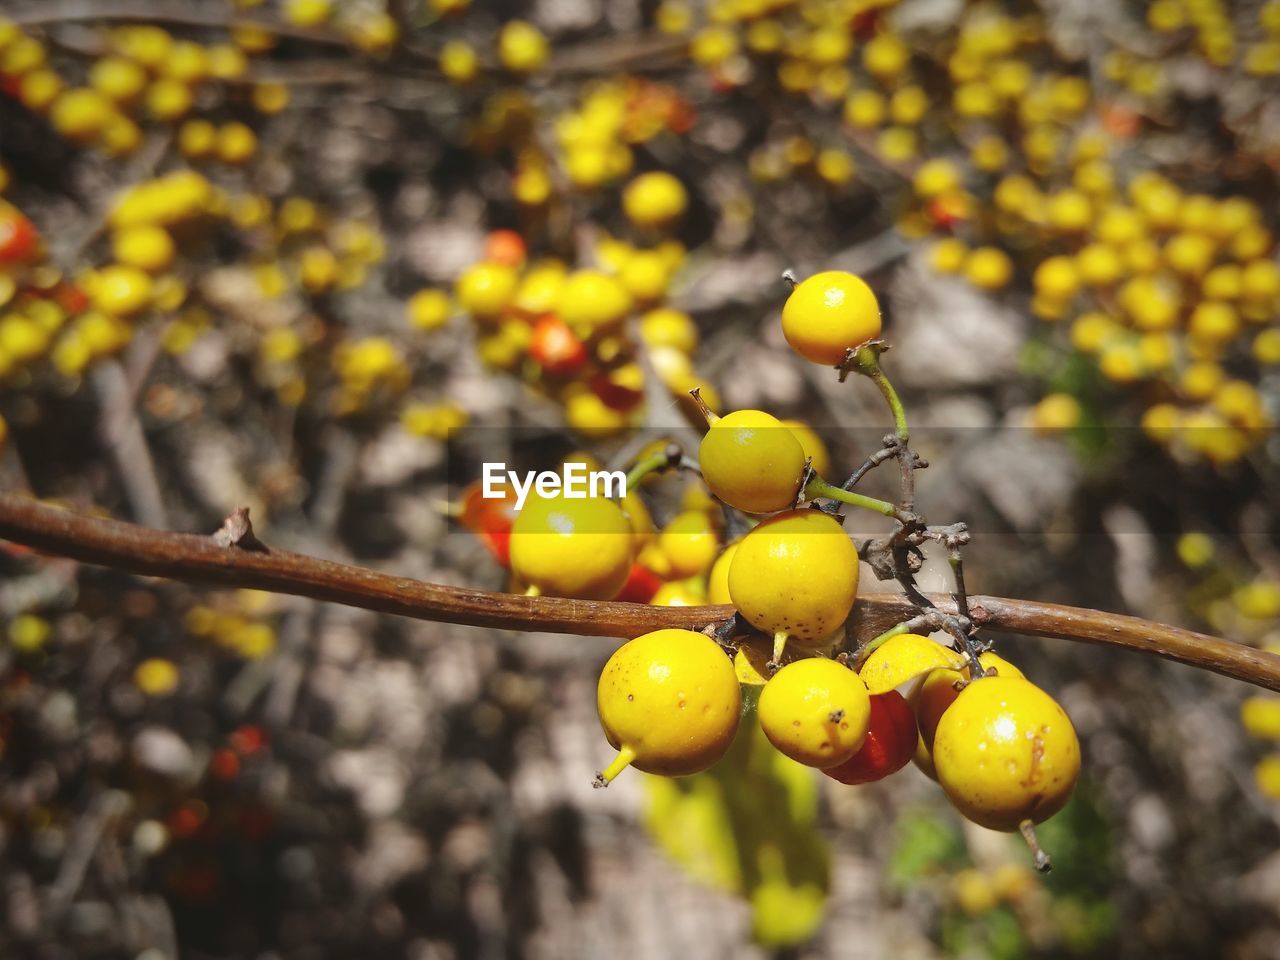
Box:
757, 657, 872, 768
781, 270, 882, 365
595, 628, 740, 785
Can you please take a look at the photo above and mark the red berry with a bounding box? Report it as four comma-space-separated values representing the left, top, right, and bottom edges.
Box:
0, 207, 38, 263
530, 315, 588, 376
822, 690, 917, 785
484, 229, 526, 268
615, 562, 664, 603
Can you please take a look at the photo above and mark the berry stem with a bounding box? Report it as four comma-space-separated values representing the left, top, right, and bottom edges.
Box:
805, 476, 899, 518
687, 387, 719, 426
851, 344, 909, 444
594, 744, 637, 788
523, 584, 541, 598
770, 630, 789, 671
623, 443, 682, 493
1019, 819, 1053, 874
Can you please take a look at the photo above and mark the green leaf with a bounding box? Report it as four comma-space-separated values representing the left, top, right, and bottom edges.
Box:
641, 717, 831, 949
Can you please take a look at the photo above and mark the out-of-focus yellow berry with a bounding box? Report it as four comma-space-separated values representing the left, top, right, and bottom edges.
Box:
8, 614, 51, 653
816, 148, 856, 186
863, 32, 909, 80
111, 225, 176, 274
1033, 256, 1080, 301
19, 69, 64, 112
1028, 393, 1082, 433
963, 247, 1013, 290
1141, 402, 1181, 443
691, 26, 738, 66
1118, 275, 1180, 330
1242, 259, 1280, 301
216, 122, 258, 165
1176, 531, 1215, 568
971, 135, 1009, 173
1180, 361, 1224, 401
622, 172, 687, 229
456, 261, 518, 321
619, 250, 672, 302
440, 40, 479, 83
1188, 301, 1240, 344
162, 41, 209, 83
146, 78, 193, 121
843, 90, 885, 128
50, 88, 114, 143
135, 658, 180, 696
87, 56, 146, 103
1046, 189, 1092, 232
640, 307, 697, 354
90, 265, 153, 316
929, 238, 968, 275
252, 81, 290, 114
177, 119, 217, 159
913, 159, 962, 199
1243, 698, 1280, 739
497, 20, 549, 73
877, 126, 918, 162
1236, 582, 1280, 621
407, 288, 452, 331
560, 270, 632, 335
284, 0, 333, 27
206, 44, 249, 80
113, 26, 170, 68
1254, 328, 1280, 364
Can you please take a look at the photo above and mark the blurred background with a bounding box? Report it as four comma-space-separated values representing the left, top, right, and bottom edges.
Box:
0, 0, 1279, 956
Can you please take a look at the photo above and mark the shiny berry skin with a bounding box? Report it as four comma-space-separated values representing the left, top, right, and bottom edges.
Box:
781, 270, 883, 365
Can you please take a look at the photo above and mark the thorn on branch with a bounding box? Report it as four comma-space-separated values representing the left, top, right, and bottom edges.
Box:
212, 508, 268, 553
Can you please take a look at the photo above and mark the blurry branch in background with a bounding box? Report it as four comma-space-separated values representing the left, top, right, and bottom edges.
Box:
3, 492, 1280, 692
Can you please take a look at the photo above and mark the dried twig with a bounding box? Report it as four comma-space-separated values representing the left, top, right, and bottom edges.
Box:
2, 493, 1279, 691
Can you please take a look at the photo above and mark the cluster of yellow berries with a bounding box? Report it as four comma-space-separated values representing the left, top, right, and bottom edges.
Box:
183, 589, 282, 661
457, 266, 1081, 844
435, 171, 710, 438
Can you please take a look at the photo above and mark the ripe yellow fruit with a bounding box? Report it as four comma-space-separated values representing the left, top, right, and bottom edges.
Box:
284, 0, 332, 27
728, 509, 858, 658
706, 542, 738, 606
758, 658, 872, 768
509, 494, 633, 600
455, 262, 518, 321
50, 88, 114, 143
407, 288, 452, 330
440, 41, 480, 84
216, 122, 258, 165
595, 629, 740, 784
497, 20, 549, 74
558, 270, 632, 335
90, 265, 153, 317
58, 57, 139, 102
697, 406, 807, 514
639, 307, 697, 354
964, 247, 1013, 290
623, 172, 688, 229
111, 225, 176, 273
657, 510, 720, 578
781, 270, 882, 365
932, 676, 1080, 831
781, 419, 830, 477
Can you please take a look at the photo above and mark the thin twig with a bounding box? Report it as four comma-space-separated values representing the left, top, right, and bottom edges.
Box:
2, 494, 1280, 691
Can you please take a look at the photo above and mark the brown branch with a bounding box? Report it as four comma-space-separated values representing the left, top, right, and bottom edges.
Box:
2, 492, 1279, 692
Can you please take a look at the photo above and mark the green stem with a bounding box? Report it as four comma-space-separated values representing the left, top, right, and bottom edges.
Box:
805, 476, 899, 518
623, 451, 673, 494
853, 345, 909, 444
853, 620, 913, 665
